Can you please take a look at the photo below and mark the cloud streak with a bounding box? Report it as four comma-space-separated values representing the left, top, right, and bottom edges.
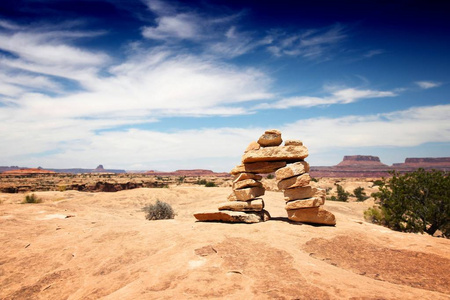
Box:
415, 81, 442, 89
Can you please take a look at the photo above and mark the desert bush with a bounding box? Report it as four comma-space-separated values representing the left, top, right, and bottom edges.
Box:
24, 193, 42, 204
143, 200, 175, 220
336, 184, 350, 202
371, 169, 449, 237
196, 179, 207, 185
310, 177, 318, 182
266, 174, 274, 179
372, 179, 385, 187
177, 176, 186, 184
58, 185, 67, 192
205, 181, 217, 187
364, 206, 385, 224
353, 187, 369, 201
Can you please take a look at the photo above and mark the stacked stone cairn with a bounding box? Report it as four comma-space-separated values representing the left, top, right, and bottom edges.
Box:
194, 129, 336, 225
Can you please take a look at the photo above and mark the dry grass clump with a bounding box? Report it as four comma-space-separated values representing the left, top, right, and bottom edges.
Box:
23, 193, 42, 204
143, 200, 175, 220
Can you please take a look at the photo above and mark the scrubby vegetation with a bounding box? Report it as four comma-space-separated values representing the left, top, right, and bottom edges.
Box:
353, 187, 369, 201
336, 184, 350, 202
196, 179, 217, 187
366, 169, 449, 237
266, 174, 274, 179
143, 200, 175, 220
24, 193, 42, 203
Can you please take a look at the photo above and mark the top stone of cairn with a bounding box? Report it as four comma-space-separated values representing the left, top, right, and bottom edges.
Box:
257, 129, 282, 147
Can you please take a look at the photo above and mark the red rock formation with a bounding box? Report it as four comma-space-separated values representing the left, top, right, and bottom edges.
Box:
1, 168, 56, 175
145, 169, 230, 177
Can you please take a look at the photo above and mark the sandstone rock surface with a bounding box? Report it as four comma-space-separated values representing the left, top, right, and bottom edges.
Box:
283, 186, 317, 201
242, 145, 308, 163
275, 161, 310, 181
231, 161, 287, 175
257, 129, 282, 147
233, 173, 263, 182
218, 199, 264, 211
278, 173, 311, 190
284, 140, 303, 146
233, 179, 263, 190
285, 197, 324, 210
245, 141, 260, 152
233, 186, 265, 201
194, 210, 268, 223
287, 207, 336, 225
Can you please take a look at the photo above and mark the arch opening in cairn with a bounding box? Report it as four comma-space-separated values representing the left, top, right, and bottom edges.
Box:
194, 130, 336, 225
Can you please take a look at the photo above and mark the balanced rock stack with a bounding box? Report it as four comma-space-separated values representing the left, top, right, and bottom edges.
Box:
194, 129, 336, 225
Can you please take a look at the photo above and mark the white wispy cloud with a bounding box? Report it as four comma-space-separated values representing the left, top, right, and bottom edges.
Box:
265, 24, 347, 60
256, 87, 397, 109
2, 104, 448, 170
415, 81, 442, 89
364, 49, 384, 58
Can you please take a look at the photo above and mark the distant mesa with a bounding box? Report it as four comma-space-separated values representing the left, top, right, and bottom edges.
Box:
311, 155, 450, 177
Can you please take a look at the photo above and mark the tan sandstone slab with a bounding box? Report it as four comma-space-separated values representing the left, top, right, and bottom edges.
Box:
275, 161, 310, 181
242, 145, 308, 163
278, 173, 311, 190
233, 179, 263, 190
283, 186, 316, 201
233, 172, 263, 183
285, 197, 324, 210
287, 207, 336, 225
218, 199, 264, 212
257, 129, 282, 147
233, 186, 265, 201
231, 161, 287, 175
284, 139, 303, 146
194, 210, 270, 223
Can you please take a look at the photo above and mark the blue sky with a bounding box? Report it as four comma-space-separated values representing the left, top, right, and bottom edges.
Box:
0, 0, 449, 171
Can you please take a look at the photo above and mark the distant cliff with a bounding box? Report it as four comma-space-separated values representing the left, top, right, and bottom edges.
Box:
310, 155, 450, 177
146, 169, 230, 177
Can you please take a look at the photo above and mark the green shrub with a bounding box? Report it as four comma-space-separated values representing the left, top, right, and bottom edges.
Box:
371, 169, 449, 237
372, 179, 384, 187
24, 193, 42, 203
353, 187, 369, 201
364, 206, 385, 224
266, 174, 274, 179
336, 184, 350, 202
143, 200, 175, 220
310, 177, 318, 182
205, 181, 217, 187
196, 179, 207, 185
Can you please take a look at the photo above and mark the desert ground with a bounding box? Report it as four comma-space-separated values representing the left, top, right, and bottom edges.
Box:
1, 183, 449, 299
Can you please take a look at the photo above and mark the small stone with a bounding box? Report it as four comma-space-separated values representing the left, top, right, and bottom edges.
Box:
231, 161, 287, 175
242, 145, 308, 163
245, 141, 260, 152
227, 193, 237, 201
218, 199, 264, 211
194, 210, 268, 223
287, 207, 336, 225
283, 186, 316, 201
233, 173, 263, 183
233, 186, 265, 201
278, 173, 311, 190
275, 161, 310, 181
284, 139, 303, 146
257, 129, 282, 147
233, 179, 263, 190
285, 197, 323, 210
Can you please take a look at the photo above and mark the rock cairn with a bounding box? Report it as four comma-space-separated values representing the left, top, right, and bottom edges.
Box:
194, 129, 336, 225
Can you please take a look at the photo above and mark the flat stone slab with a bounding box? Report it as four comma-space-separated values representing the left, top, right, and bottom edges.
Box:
278, 173, 311, 190
233, 172, 263, 182
194, 210, 270, 223
233, 186, 265, 201
283, 186, 316, 201
285, 197, 324, 210
233, 179, 263, 190
218, 199, 264, 212
287, 207, 336, 225
241, 145, 308, 163
275, 161, 310, 181
231, 161, 286, 175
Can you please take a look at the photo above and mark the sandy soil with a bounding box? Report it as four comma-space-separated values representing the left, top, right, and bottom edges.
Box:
1, 186, 449, 299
